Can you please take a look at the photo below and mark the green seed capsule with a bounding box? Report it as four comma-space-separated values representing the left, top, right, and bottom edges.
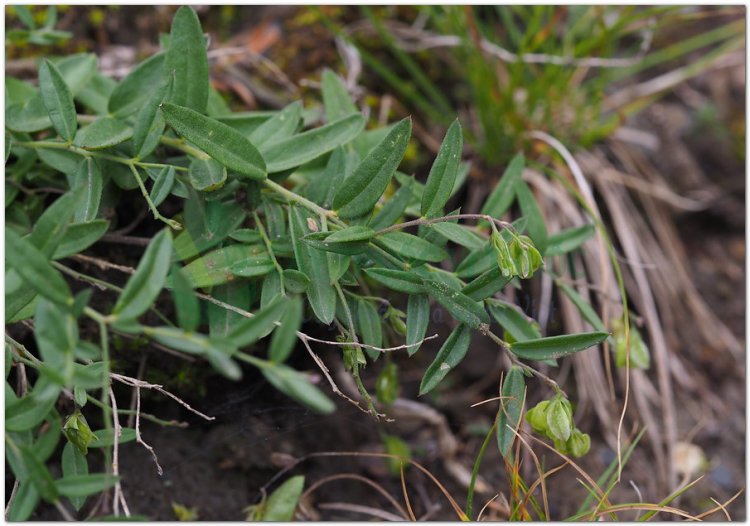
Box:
525, 400, 551, 433
566, 428, 591, 458
546, 397, 573, 442
63, 409, 97, 455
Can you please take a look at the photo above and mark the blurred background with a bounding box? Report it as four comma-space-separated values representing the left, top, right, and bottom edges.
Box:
6, 5, 745, 520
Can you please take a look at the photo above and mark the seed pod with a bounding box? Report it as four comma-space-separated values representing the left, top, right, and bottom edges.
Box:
525, 400, 550, 434
492, 230, 517, 277
566, 428, 591, 458
613, 316, 650, 370
546, 396, 573, 442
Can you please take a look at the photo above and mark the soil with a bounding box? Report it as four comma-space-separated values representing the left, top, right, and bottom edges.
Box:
8, 5, 745, 521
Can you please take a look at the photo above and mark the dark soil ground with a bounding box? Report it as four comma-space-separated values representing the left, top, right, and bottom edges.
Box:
7, 5, 745, 521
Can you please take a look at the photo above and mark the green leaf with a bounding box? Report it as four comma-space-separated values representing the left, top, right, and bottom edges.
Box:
406, 294, 430, 356
322, 69, 357, 122
333, 117, 411, 219
62, 442, 89, 512
56, 53, 97, 96
289, 206, 336, 324
132, 76, 172, 159
161, 103, 267, 180
73, 157, 103, 222
74, 118, 132, 150
5, 95, 52, 132
165, 6, 209, 113
263, 114, 365, 173
461, 267, 512, 301
510, 332, 609, 361
6, 229, 72, 306
76, 72, 116, 116
545, 224, 596, 256
56, 474, 119, 498
327, 225, 376, 243
282, 269, 310, 294
171, 266, 200, 332
422, 280, 489, 330
90, 428, 136, 448
112, 229, 173, 321
204, 345, 243, 381
489, 301, 541, 343
38, 59, 77, 141
7, 482, 39, 521
261, 476, 305, 521
496, 366, 525, 457
556, 282, 607, 333
369, 177, 414, 230
419, 324, 471, 395
269, 296, 302, 363
302, 232, 368, 256
514, 179, 548, 255
357, 299, 382, 350
53, 220, 109, 260
149, 166, 175, 207
421, 120, 463, 218
249, 101, 302, 150
429, 222, 485, 250
363, 268, 424, 294
481, 153, 524, 218
181, 244, 272, 288
189, 157, 227, 192
35, 298, 77, 384
261, 364, 335, 414
28, 186, 79, 256
228, 296, 289, 348
6, 394, 56, 432
207, 283, 251, 340
108, 52, 165, 118
173, 196, 246, 260
20, 445, 59, 502
377, 231, 448, 263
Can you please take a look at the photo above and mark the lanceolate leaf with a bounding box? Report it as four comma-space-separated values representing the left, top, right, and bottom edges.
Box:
53, 220, 109, 260
261, 476, 305, 521
269, 296, 302, 363
322, 69, 358, 122
461, 267, 512, 301
73, 117, 132, 149
132, 76, 172, 159
108, 52, 165, 118
165, 6, 209, 113
369, 177, 414, 230
406, 294, 430, 356
556, 281, 607, 334
227, 296, 289, 348
545, 224, 596, 256
515, 179, 549, 255
510, 332, 609, 361
289, 206, 336, 324
357, 299, 383, 350
73, 158, 103, 223
422, 280, 490, 330
421, 119, 463, 218
6, 229, 72, 306
262, 114, 365, 173
55, 474, 119, 498
489, 301, 541, 342
61, 443, 88, 511
38, 59, 77, 141
189, 157, 227, 192
182, 244, 273, 287
171, 265, 200, 332
377, 232, 448, 263
161, 103, 267, 180
497, 366, 525, 457
249, 101, 302, 150
261, 363, 335, 414
363, 268, 424, 294
20, 445, 59, 503
429, 222, 485, 250
28, 187, 80, 256
481, 153, 524, 218
112, 229, 173, 321
333, 117, 411, 219
419, 324, 471, 395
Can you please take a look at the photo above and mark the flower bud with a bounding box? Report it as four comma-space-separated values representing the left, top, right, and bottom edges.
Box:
63, 409, 97, 455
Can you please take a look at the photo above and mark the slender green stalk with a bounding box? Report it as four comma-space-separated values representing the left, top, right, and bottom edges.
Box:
465, 419, 497, 518
254, 212, 285, 295
127, 162, 182, 230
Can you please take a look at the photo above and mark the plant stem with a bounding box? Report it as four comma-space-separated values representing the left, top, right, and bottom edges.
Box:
374, 213, 513, 237
262, 178, 336, 220
127, 162, 182, 230
159, 135, 209, 159
253, 212, 285, 295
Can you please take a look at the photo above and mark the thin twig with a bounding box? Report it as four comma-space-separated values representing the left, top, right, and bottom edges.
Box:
111, 373, 214, 421
134, 386, 163, 475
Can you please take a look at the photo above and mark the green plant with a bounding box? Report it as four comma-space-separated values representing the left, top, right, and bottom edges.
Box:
6, 6, 626, 520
